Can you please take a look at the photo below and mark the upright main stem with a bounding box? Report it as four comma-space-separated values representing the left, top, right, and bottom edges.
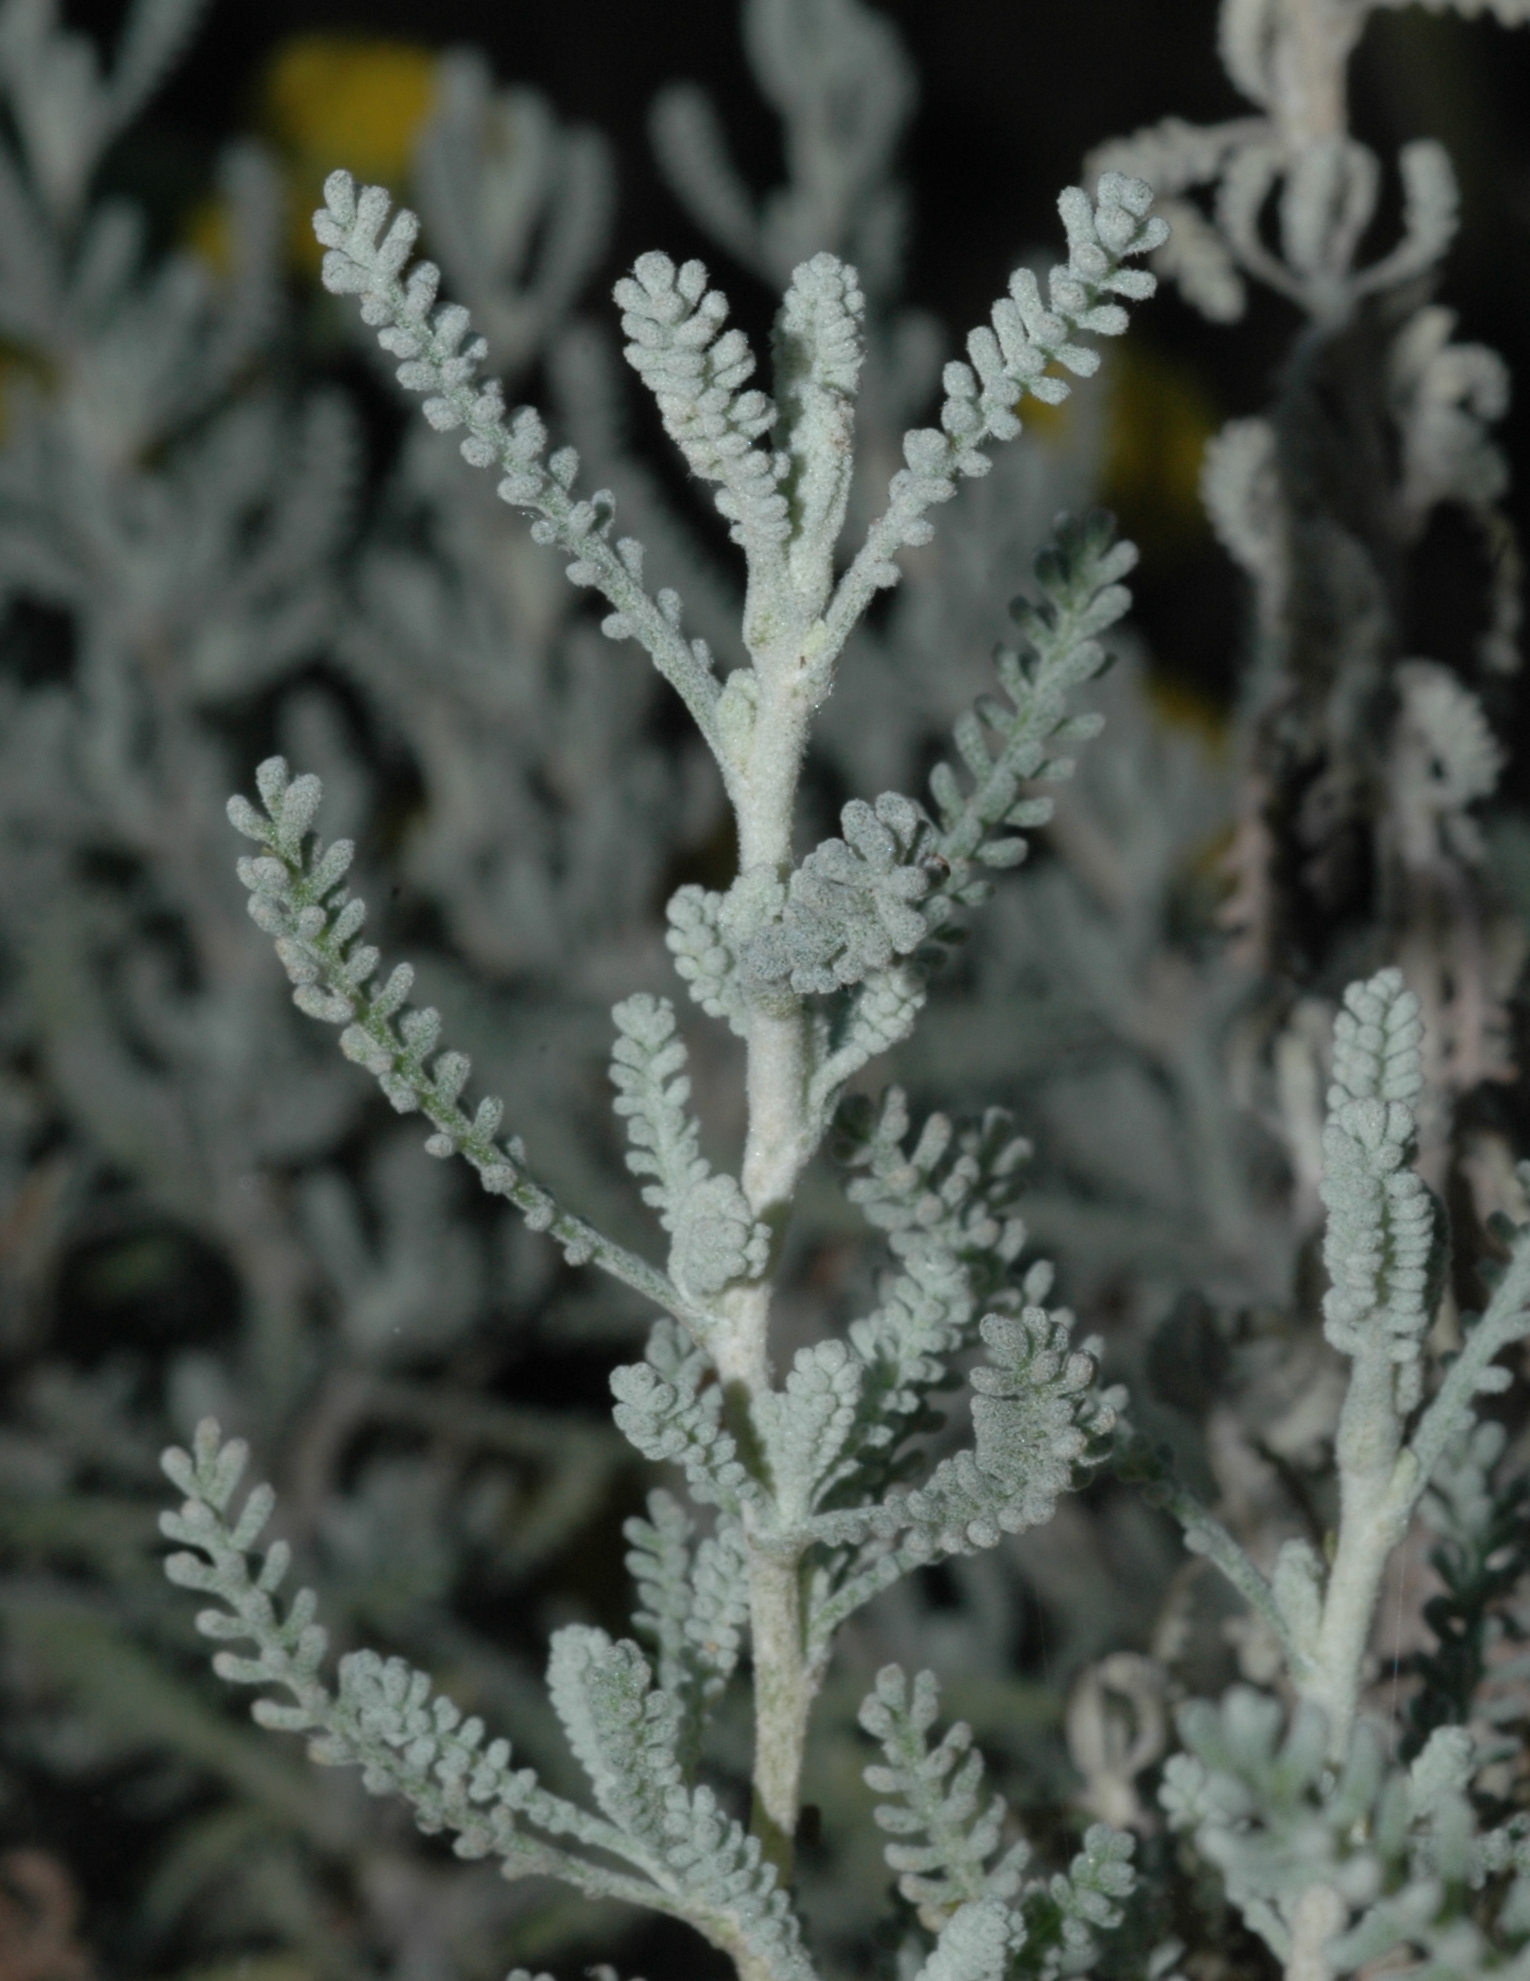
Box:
724, 666, 821, 1883
746, 1550, 814, 1880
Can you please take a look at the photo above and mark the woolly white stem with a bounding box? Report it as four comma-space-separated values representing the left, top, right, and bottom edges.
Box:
1270, 0, 1355, 147
728, 659, 824, 1882
1284, 1881, 1347, 1981
1303, 1346, 1412, 1756
715, 668, 818, 1391
746, 1549, 814, 1878
1301, 1234, 1530, 1758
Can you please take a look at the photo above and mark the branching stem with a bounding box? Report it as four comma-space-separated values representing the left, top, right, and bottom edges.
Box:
1304, 1233, 1530, 1753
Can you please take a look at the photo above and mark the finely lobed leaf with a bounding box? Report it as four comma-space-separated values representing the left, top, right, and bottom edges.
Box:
614, 249, 785, 561
610, 995, 769, 1300
610, 1320, 765, 1516
1319, 969, 1443, 1390
624, 1491, 749, 1764
859, 1664, 1025, 1925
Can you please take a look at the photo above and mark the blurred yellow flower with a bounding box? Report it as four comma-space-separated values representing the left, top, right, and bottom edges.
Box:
1101, 341, 1219, 564
1015, 343, 1218, 569
259, 36, 440, 271
1145, 669, 1229, 752
183, 194, 232, 274
1008, 366, 1075, 443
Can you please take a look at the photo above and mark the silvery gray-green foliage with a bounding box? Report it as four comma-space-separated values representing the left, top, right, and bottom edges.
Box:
610, 994, 772, 1301
1094, 0, 1524, 1062
1318, 972, 1442, 1410
198, 792, 1530, 1975
577, 0, 1194, 1432
174, 2, 1530, 1975
0, 0, 209, 226
0, 0, 1524, 1973
158, 1332, 1125, 1981
414, 47, 614, 380
1079, 0, 1529, 1276
212, 235, 1149, 1458
161, 1419, 816, 1980
223, 760, 725, 1336
0, 0, 698, 1967
674, 510, 1141, 1132
1132, 968, 1530, 1981
1002, 16, 1530, 1936
652, 0, 916, 299
0, 0, 355, 1470
647, 4, 1275, 1421
1161, 1687, 1530, 1979
1094, 0, 1527, 328
609, 1319, 764, 1514
308, 157, 1160, 773
625, 1488, 751, 1768
157, 0, 1173, 1954
859, 1662, 1136, 1978
1400, 1419, 1530, 1763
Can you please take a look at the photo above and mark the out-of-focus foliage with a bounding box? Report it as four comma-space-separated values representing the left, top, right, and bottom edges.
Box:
0, 0, 1527, 1977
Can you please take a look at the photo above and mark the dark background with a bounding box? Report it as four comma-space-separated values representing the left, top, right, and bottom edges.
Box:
6, 10, 1529, 1970
85, 0, 1530, 708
